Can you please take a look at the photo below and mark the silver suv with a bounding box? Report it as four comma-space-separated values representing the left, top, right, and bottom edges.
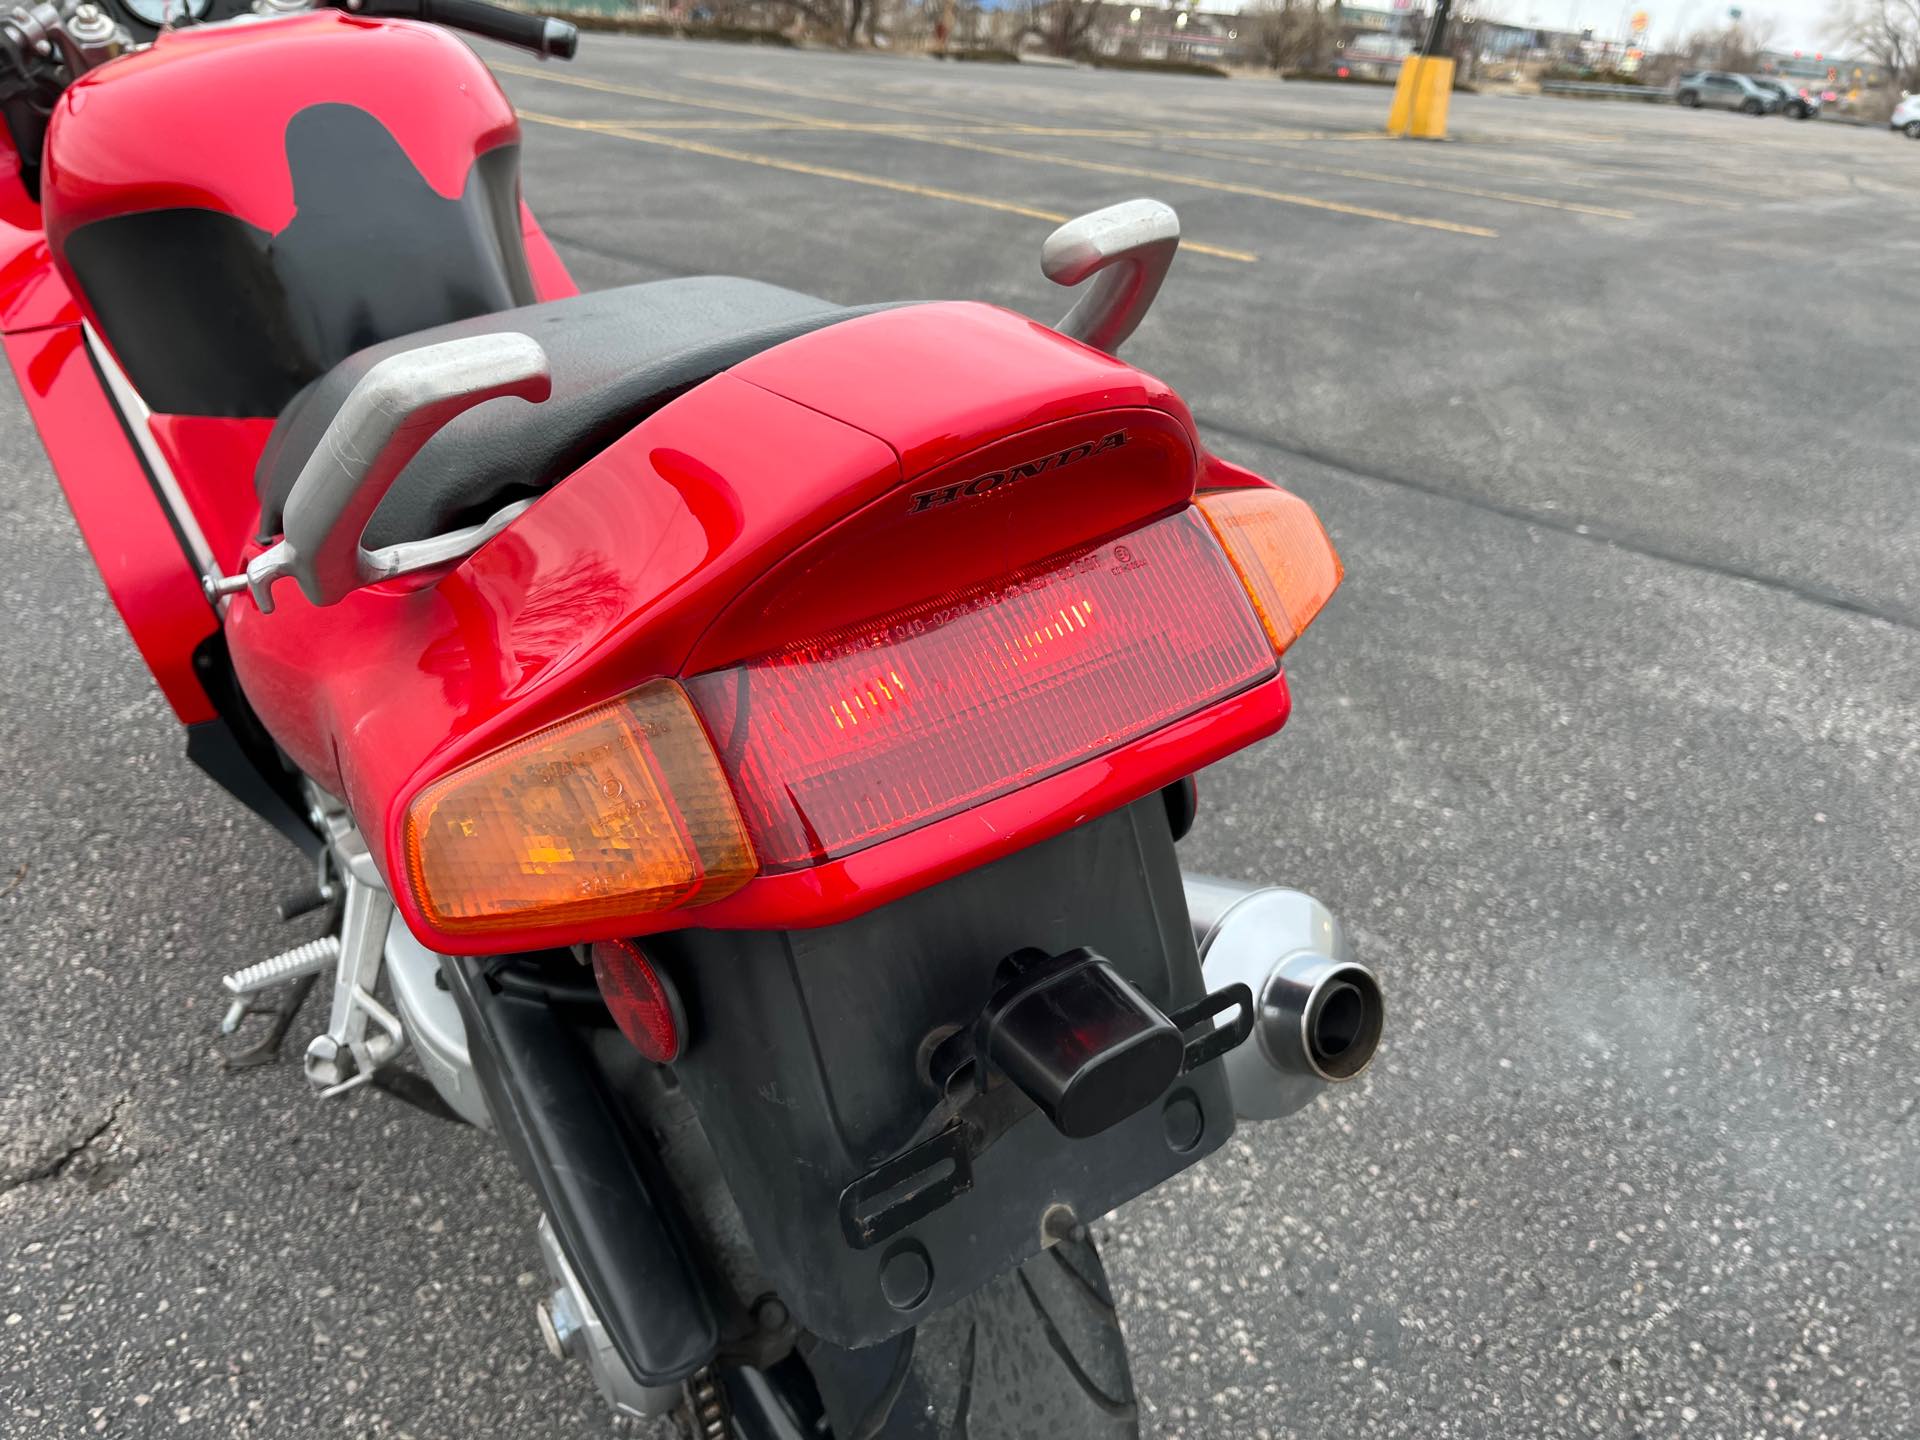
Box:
1749, 74, 1821, 119
1674, 71, 1778, 114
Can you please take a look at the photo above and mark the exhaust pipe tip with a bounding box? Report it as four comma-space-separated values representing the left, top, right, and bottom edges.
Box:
1273, 953, 1384, 1084
1185, 880, 1384, 1121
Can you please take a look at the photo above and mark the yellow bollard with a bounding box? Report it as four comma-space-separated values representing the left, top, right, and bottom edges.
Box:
1387, 54, 1456, 139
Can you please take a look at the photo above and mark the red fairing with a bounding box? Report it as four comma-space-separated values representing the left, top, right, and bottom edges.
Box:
225, 374, 903, 865
733, 303, 1202, 478
0, 155, 79, 332
223, 303, 1290, 952
695, 305, 1205, 665
520, 202, 578, 303
1197, 448, 1283, 495
144, 416, 276, 571
4, 324, 217, 722
0, 116, 217, 722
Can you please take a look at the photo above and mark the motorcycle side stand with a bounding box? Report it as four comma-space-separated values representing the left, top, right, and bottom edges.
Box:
219, 971, 320, 1070
217, 853, 340, 1069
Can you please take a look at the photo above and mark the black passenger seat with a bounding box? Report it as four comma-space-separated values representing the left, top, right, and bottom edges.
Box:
254, 277, 889, 549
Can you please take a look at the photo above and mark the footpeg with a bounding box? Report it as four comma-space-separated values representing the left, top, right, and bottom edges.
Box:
222, 935, 341, 1005
218, 934, 341, 1036
276, 880, 335, 922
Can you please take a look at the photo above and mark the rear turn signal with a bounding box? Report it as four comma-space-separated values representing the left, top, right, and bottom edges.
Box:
402, 680, 755, 935
1196, 488, 1343, 656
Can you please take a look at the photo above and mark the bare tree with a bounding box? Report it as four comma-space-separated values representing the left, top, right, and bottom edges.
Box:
1249, 0, 1335, 73
1018, 0, 1102, 57
1830, 0, 1920, 90
761, 0, 879, 45
1724, 14, 1780, 67
1676, 13, 1779, 70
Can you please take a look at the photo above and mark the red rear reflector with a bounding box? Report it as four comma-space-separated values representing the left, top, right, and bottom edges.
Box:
591, 939, 684, 1064
686, 508, 1275, 872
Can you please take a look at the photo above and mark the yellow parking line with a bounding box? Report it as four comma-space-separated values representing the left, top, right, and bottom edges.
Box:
495, 60, 1390, 146
500, 62, 1288, 142
1381, 149, 1743, 210
901, 133, 1497, 237
498, 61, 924, 133
1408, 143, 1765, 205
686, 70, 1386, 144
688, 68, 1074, 132
504, 65, 1488, 239
1149, 140, 1635, 218
532, 116, 1396, 140
517, 112, 1261, 263
1469, 129, 1629, 145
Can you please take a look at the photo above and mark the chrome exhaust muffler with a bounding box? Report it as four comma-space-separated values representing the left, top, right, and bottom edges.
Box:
1182, 876, 1384, 1121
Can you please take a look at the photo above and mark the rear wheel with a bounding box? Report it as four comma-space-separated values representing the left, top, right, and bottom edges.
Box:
1678, 89, 1700, 107
1906, 120, 1920, 139
725, 1235, 1138, 1439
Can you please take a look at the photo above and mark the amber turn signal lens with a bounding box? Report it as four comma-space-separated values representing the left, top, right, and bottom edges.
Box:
402, 680, 755, 935
1196, 487, 1343, 656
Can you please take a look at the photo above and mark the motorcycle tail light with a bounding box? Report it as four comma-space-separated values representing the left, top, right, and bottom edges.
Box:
402, 681, 755, 935
685, 508, 1277, 873
1196, 487, 1343, 656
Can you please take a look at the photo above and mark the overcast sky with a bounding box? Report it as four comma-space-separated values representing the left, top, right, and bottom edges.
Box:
1494, 0, 1846, 50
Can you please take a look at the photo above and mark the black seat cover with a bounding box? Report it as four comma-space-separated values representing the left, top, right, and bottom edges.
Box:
255, 276, 883, 550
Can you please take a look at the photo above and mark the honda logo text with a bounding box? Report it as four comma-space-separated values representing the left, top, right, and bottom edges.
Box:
907, 430, 1130, 514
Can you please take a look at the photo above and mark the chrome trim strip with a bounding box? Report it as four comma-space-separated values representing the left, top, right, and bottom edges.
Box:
83, 320, 221, 589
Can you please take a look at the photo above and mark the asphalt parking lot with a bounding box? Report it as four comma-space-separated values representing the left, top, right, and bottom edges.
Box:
4, 35, 1918, 1440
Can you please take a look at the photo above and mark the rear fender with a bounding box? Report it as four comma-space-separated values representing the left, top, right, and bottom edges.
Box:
655, 795, 1234, 1349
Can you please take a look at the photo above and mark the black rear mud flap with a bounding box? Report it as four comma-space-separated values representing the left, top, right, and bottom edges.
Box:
445, 957, 722, 1385
653, 796, 1236, 1350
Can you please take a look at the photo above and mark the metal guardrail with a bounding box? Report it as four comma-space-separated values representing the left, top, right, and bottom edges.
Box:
1539, 80, 1672, 102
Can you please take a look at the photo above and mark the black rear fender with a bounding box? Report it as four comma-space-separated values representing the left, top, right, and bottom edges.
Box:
655, 795, 1235, 1349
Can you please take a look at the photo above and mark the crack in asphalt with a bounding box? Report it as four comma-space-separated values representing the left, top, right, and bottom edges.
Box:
0, 1090, 130, 1195
1193, 415, 1920, 637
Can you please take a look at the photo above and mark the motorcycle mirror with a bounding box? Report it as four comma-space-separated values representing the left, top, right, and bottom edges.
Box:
227, 332, 551, 613
1042, 198, 1181, 356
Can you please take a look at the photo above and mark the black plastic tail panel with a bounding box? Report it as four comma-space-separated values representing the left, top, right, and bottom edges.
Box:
655, 797, 1235, 1349
445, 958, 721, 1385
186, 632, 321, 859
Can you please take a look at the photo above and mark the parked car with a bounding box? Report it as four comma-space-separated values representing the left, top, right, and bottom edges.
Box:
1673, 71, 1779, 114
1750, 75, 1821, 119
1893, 92, 1920, 137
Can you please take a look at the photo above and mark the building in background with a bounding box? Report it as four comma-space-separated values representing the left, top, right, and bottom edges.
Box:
1755, 46, 1887, 98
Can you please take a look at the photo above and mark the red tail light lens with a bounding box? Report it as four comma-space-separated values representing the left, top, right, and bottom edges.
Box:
685, 508, 1276, 872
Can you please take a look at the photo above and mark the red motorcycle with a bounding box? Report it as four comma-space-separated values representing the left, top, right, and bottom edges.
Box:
7, 3, 1384, 1433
